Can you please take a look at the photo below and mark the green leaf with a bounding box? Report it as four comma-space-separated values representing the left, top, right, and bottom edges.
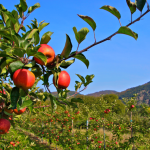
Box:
0, 30, 13, 41
84, 74, 95, 86
31, 65, 43, 77
135, 0, 146, 11
40, 31, 53, 44
34, 32, 40, 45
38, 22, 49, 32
14, 22, 20, 33
11, 87, 19, 107
3, 11, 17, 24
43, 71, 53, 86
126, 0, 137, 14
0, 51, 11, 57
69, 102, 78, 109
27, 45, 40, 57
15, 4, 23, 18
75, 81, 82, 91
20, 0, 28, 12
6, 57, 16, 65
76, 74, 85, 84
0, 4, 9, 23
71, 98, 84, 103
60, 59, 75, 69
13, 47, 26, 57
12, 35, 19, 47
27, 29, 38, 39
117, 26, 138, 40
73, 27, 89, 44
61, 34, 72, 59
2, 83, 12, 93
8, 61, 24, 74
20, 99, 32, 109
19, 88, 28, 97
33, 52, 47, 65
20, 25, 26, 32
77, 14, 96, 31
85, 74, 95, 82
28, 3, 40, 13
27, 25, 32, 30
70, 52, 89, 69
12, 10, 18, 20
0, 57, 16, 71
0, 19, 4, 30
100, 5, 121, 20
39, 20, 45, 26
24, 60, 36, 68
36, 93, 45, 101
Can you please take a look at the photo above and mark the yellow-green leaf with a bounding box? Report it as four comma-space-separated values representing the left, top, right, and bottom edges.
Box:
126, 0, 136, 14
117, 26, 138, 40
77, 14, 96, 31
100, 5, 121, 19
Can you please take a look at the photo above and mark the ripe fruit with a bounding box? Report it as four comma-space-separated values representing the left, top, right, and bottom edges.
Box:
131, 105, 134, 109
13, 69, 35, 90
34, 44, 55, 66
106, 109, 110, 113
53, 71, 70, 89
104, 109, 110, 114
9, 115, 13, 120
0, 118, 11, 134
13, 107, 26, 115
0, 90, 6, 95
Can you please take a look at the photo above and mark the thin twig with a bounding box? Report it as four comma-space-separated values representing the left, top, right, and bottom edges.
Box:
66, 86, 87, 99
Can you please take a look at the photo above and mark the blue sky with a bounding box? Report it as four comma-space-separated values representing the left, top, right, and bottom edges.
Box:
1, 0, 150, 95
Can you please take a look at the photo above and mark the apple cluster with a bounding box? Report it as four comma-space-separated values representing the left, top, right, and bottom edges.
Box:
0, 44, 71, 134
104, 109, 110, 114
12, 44, 71, 91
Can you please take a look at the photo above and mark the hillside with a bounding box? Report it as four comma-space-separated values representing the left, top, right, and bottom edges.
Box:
51, 91, 82, 98
117, 81, 150, 105
86, 90, 118, 97
49, 81, 150, 105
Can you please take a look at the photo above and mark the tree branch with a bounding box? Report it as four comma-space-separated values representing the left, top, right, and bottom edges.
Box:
59, 9, 150, 63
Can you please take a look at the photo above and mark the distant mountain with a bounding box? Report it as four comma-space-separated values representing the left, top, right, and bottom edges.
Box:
50, 81, 150, 105
51, 91, 82, 98
117, 81, 150, 105
86, 90, 118, 97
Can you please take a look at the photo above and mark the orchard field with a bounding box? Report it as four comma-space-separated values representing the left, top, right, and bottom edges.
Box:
1, 93, 150, 150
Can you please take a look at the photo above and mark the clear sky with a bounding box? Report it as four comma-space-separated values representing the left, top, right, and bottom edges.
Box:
1, 0, 150, 95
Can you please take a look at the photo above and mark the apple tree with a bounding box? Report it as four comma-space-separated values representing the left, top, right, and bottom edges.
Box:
0, 0, 149, 134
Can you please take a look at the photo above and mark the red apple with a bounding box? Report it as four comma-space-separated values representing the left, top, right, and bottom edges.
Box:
104, 110, 108, 114
0, 89, 6, 95
106, 109, 110, 113
13, 69, 35, 90
131, 105, 134, 109
34, 44, 55, 66
0, 118, 11, 134
13, 107, 26, 115
53, 71, 70, 89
